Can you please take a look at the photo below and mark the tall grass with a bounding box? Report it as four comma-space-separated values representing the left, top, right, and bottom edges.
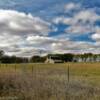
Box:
0, 63, 100, 100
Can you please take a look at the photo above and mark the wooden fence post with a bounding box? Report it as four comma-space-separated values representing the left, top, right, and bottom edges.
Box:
68, 65, 70, 83
32, 65, 33, 75
15, 64, 16, 73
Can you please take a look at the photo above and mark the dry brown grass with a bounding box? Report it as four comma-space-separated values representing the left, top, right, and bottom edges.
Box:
0, 63, 100, 100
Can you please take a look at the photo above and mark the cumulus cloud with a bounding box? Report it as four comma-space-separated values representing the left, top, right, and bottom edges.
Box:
65, 3, 79, 10
66, 24, 93, 34
54, 9, 99, 25
0, 10, 51, 36
0, 9, 52, 57
91, 27, 100, 41
65, 10, 100, 34
51, 3, 100, 54
53, 5, 100, 35
27, 35, 57, 44
74, 10, 100, 23
64, 2, 81, 13
26, 35, 98, 54
53, 17, 72, 24
0, 7, 100, 56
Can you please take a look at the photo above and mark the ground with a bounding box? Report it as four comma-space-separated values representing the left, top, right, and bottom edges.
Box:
0, 63, 100, 100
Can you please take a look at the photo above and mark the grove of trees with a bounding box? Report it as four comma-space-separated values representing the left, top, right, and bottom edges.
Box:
0, 50, 28, 63
0, 50, 100, 63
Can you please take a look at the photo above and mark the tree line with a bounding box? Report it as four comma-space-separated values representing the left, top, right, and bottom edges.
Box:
0, 50, 100, 63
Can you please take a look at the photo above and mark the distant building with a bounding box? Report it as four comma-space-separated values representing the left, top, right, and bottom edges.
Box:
45, 56, 64, 63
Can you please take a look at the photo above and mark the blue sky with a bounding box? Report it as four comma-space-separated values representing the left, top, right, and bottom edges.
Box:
0, 0, 100, 57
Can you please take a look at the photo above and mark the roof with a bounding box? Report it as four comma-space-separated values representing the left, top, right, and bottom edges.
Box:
48, 56, 62, 60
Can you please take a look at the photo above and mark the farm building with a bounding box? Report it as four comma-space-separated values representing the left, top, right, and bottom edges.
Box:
45, 56, 64, 63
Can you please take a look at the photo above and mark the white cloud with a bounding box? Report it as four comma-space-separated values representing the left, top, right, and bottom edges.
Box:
0, 32, 99, 56
0, 9, 51, 36
53, 8, 100, 34
0, 34, 23, 47
64, 2, 80, 12
0, 9, 100, 57
66, 24, 93, 34
53, 17, 72, 24
91, 27, 100, 41
54, 10, 100, 25
26, 35, 97, 54
65, 10, 99, 34
26, 35, 58, 45
0, 9, 52, 57
74, 10, 100, 23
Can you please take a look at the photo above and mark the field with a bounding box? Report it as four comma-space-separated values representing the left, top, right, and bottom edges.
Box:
0, 63, 100, 100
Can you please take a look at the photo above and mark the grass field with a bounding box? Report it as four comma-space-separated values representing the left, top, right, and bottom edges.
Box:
0, 63, 100, 100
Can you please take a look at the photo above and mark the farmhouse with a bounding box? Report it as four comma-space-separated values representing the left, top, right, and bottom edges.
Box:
45, 56, 64, 63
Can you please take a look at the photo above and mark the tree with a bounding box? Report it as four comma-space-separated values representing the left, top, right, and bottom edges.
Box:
62, 53, 74, 62
0, 50, 4, 58
30, 56, 46, 63
0, 50, 4, 63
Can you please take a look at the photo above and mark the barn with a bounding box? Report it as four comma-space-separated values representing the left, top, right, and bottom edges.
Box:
45, 56, 64, 63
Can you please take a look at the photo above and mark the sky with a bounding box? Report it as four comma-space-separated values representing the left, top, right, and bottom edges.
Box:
0, 0, 100, 57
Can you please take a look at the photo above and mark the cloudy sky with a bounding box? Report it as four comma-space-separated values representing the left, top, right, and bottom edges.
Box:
0, 0, 100, 57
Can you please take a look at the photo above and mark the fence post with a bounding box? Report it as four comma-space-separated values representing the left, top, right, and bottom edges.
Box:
32, 65, 33, 75
68, 65, 70, 83
14, 64, 17, 79
15, 64, 16, 73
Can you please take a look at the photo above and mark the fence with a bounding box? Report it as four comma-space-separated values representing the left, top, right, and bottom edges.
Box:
0, 63, 100, 100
